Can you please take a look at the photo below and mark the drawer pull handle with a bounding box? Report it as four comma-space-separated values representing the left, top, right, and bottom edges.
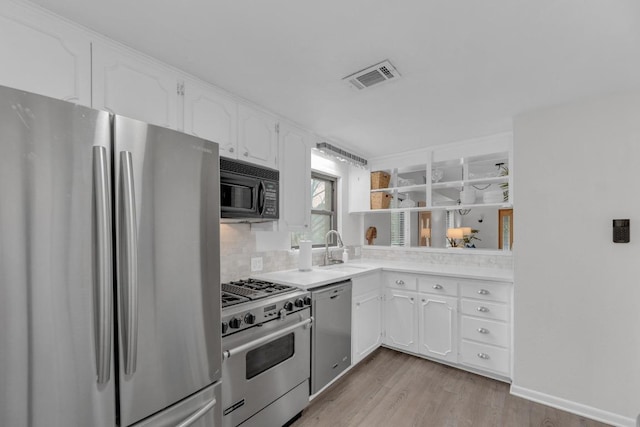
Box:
433, 284, 443, 290
478, 289, 490, 295
396, 280, 405, 285
477, 306, 489, 313
410, 297, 414, 302
477, 328, 489, 334
477, 353, 490, 360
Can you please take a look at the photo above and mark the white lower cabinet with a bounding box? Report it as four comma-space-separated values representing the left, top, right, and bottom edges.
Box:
377, 273, 513, 381
418, 294, 457, 363
459, 340, 510, 376
384, 288, 418, 353
351, 272, 383, 365
457, 279, 512, 378
352, 290, 383, 364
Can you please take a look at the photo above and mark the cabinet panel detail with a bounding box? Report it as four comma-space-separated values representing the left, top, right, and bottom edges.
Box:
418, 295, 457, 363
92, 43, 178, 129
384, 289, 417, 352
0, 10, 91, 105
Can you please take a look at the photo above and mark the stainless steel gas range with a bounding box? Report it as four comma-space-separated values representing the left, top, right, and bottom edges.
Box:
221, 279, 312, 427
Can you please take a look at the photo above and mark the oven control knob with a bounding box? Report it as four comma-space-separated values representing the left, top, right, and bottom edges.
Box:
229, 317, 242, 329
303, 296, 312, 306
284, 301, 294, 311
294, 298, 304, 308
221, 322, 229, 334
244, 313, 256, 324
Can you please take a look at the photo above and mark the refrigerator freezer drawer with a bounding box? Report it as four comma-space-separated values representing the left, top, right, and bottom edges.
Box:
133, 382, 221, 427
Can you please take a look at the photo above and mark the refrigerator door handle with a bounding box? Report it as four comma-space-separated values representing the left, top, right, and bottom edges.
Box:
120, 151, 139, 376
93, 146, 113, 384
175, 397, 217, 427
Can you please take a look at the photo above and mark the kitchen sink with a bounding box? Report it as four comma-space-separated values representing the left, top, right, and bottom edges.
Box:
317, 264, 371, 273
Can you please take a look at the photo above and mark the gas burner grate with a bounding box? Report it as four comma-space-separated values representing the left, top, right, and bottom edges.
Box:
221, 291, 250, 308
223, 283, 260, 298
222, 279, 297, 302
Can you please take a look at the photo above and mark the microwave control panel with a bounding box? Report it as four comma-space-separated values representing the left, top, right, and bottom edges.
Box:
263, 181, 278, 217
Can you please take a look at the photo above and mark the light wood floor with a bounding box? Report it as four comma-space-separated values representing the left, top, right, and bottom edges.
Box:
292, 348, 611, 427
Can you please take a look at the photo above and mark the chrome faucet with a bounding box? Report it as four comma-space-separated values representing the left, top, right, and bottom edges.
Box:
324, 230, 344, 266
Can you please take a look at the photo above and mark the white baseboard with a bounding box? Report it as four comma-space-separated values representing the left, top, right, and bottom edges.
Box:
510, 385, 636, 427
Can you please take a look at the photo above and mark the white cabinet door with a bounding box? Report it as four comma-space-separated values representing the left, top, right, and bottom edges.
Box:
183, 80, 238, 157
384, 289, 418, 353
348, 166, 371, 213
92, 43, 179, 129
237, 104, 278, 169
418, 294, 458, 363
353, 290, 383, 364
278, 123, 312, 231
0, 3, 91, 105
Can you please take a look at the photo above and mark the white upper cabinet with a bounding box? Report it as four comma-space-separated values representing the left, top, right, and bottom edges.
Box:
237, 104, 278, 169
0, 2, 91, 105
92, 42, 180, 130
278, 123, 312, 231
358, 133, 513, 213
183, 79, 238, 153
348, 166, 371, 213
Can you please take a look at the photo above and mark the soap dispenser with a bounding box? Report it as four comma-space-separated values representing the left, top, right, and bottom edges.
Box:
342, 248, 349, 263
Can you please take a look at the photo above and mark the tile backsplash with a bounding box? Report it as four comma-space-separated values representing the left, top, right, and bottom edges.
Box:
360, 247, 513, 269
220, 224, 355, 283
220, 224, 512, 283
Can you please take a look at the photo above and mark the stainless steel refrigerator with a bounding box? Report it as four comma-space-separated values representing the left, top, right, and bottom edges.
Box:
0, 85, 222, 427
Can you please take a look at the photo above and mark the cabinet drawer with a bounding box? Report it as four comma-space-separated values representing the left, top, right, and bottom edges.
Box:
460, 281, 510, 303
385, 272, 417, 291
460, 341, 510, 376
460, 299, 509, 322
418, 276, 457, 296
460, 316, 509, 347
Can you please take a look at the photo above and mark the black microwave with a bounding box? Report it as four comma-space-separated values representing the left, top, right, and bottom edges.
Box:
220, 158, 279, 221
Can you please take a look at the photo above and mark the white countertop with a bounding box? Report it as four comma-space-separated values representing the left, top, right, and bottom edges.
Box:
251, 259, 513, 290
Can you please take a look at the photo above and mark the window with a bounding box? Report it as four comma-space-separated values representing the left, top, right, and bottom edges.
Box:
390, 211, 407, 246
291, 172, 338, 248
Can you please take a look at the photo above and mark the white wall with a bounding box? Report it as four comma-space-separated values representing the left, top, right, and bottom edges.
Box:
512, 91, 640, 426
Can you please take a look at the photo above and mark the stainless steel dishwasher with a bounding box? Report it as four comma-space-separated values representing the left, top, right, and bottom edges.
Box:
310, 279, 352, 394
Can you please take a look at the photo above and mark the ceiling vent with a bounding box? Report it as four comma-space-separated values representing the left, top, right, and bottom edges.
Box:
343, 60, 401, 90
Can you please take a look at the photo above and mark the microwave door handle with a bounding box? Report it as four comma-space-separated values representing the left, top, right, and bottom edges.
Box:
258, 181, 266, 216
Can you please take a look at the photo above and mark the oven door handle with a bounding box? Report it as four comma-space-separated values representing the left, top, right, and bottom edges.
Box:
223, 317, 313, 360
